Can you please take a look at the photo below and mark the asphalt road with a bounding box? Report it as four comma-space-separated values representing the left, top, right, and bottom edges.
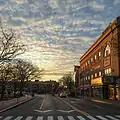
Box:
0, 94, 120, 120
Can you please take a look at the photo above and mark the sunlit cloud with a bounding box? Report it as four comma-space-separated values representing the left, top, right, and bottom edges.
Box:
1, 0, 119, 80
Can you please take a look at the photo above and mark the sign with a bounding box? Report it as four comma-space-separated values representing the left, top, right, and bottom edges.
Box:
102, 76, 114, 84
104, 56, 111, 67
91, 77, 103, 85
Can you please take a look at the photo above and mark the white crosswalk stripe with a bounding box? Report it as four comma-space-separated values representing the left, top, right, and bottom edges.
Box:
25, 116, 33, 120
96, 116, 108, 120
1, 115, 120, 120
57, 116, 64, 120
106, 115, 119, 120
48, 116, 53, 120
77, 116, 86, 120
86, 116, 97, 120
14, 116, 23, 120
3, 116, 13, 120
68, 116, 75, 120
36, 116, 43, 120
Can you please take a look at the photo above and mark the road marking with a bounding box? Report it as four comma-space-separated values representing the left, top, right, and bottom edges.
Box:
57, 116, 64, 120
86, 116, 97, 120
58, 97, 90, 116
96, 116, 108, 120
36, 116, 43, 120
14, 116, 23, 120
68, 116, 75, 120
0, 116, 2, 119
106, 115, 119, 120
40, 94, 47, 110
3, 116, 13, 120
34, 109, 52, 113
57, 110, 75, 113
48, 116, 53, 120
25, 116, 33, 120
115, 115, 120, 118
77, 116, 86, 120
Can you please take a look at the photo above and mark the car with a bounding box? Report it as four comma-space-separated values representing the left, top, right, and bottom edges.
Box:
60, 91, 66, 98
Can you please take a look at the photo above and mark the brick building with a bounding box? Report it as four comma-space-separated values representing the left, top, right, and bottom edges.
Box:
80, 16, 120, 100
74, 65, 80, 95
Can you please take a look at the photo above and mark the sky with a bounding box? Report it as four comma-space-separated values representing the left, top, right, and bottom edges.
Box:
0, 0, 120, 81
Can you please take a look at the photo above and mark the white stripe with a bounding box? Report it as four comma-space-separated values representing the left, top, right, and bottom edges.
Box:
106, 115, 119, 120
115, 115, 120, 118
96, 116, 108, 120
77, 116, 86, 120
36, 116, 43, 120
3, 116, 13, 120
57, 116, 64, 120
25, 116, 33, 120
86, 116, 97, 120
67, 116, 75, 120
14, 116, 23, 120
48, 116, 53, 120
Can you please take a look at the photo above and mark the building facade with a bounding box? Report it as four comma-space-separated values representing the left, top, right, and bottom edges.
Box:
80, 16, 120, 100
74, 65, 80, 95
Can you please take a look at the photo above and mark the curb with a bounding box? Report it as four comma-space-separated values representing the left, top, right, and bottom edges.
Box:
0, 97, 36, 113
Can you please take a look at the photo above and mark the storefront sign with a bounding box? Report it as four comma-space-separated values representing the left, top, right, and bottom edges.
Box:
102, 76, 114, 84
104, 56, 111, 67
91, 77, 103, 85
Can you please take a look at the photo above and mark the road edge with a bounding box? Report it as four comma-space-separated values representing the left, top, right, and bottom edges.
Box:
0, 97, 36, 113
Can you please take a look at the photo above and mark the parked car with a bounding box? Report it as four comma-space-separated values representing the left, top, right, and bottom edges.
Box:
60, 91, 66, 98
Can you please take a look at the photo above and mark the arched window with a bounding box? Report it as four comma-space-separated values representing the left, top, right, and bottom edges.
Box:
104, 44, 110, 57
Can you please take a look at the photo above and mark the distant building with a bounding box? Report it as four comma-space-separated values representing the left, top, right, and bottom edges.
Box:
74, 65, 80, 95
80, 16, 120, 100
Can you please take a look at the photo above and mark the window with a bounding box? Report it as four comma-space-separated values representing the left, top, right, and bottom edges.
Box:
99, 51, 101, 57
95, 55, 97, 60
99, 71, 101, 76
91, 75, 93, 79
95, 73, 97, 77
88, 60, 90, 64
86, 62, 87, 66
104, 44, 110, 57
91, 57, 93, 62
88, 76, 90, 80
108, 68, 111, 74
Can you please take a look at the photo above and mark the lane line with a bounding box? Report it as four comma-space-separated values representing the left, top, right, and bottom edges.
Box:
25, 116, 33, 120
57, 116, 64, 120
36, 116, 43, 120
67, 116, 75, 120
40, 94, 47, 110
58, 97, 90, 116
48, 116, 53, 120
77, 116, 86, 120
96, 116, 108, 120
14, 116, 23, 120
3, 116, 13, 120
106, 115, 119, 120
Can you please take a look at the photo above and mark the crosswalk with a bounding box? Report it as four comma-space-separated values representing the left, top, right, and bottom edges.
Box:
0, 115, 120, 120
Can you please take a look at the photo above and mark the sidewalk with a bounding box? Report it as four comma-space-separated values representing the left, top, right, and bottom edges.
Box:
0, 95, 33, 111
74, 95, 120, 106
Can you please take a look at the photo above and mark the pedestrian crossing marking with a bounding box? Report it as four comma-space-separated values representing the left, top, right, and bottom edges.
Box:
86, 116, 97, 120
106, 115, 119, 120
77, 116, 86, 120
14, 116, 23, 120
3, 116, 13, 120
25, 116, 33, 120
68, 116, 75, 120
57, 116, 64, 120
36, 116, 43, 120
96, 116, 108, 120
48, 116, 53, 120
0, 115, 120, 120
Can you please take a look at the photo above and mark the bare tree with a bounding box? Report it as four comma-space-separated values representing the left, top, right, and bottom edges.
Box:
14, 59, 43, 96
0, 22, 26, 63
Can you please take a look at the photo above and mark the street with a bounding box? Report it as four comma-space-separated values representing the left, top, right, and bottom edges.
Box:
0, 94, 120, 120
